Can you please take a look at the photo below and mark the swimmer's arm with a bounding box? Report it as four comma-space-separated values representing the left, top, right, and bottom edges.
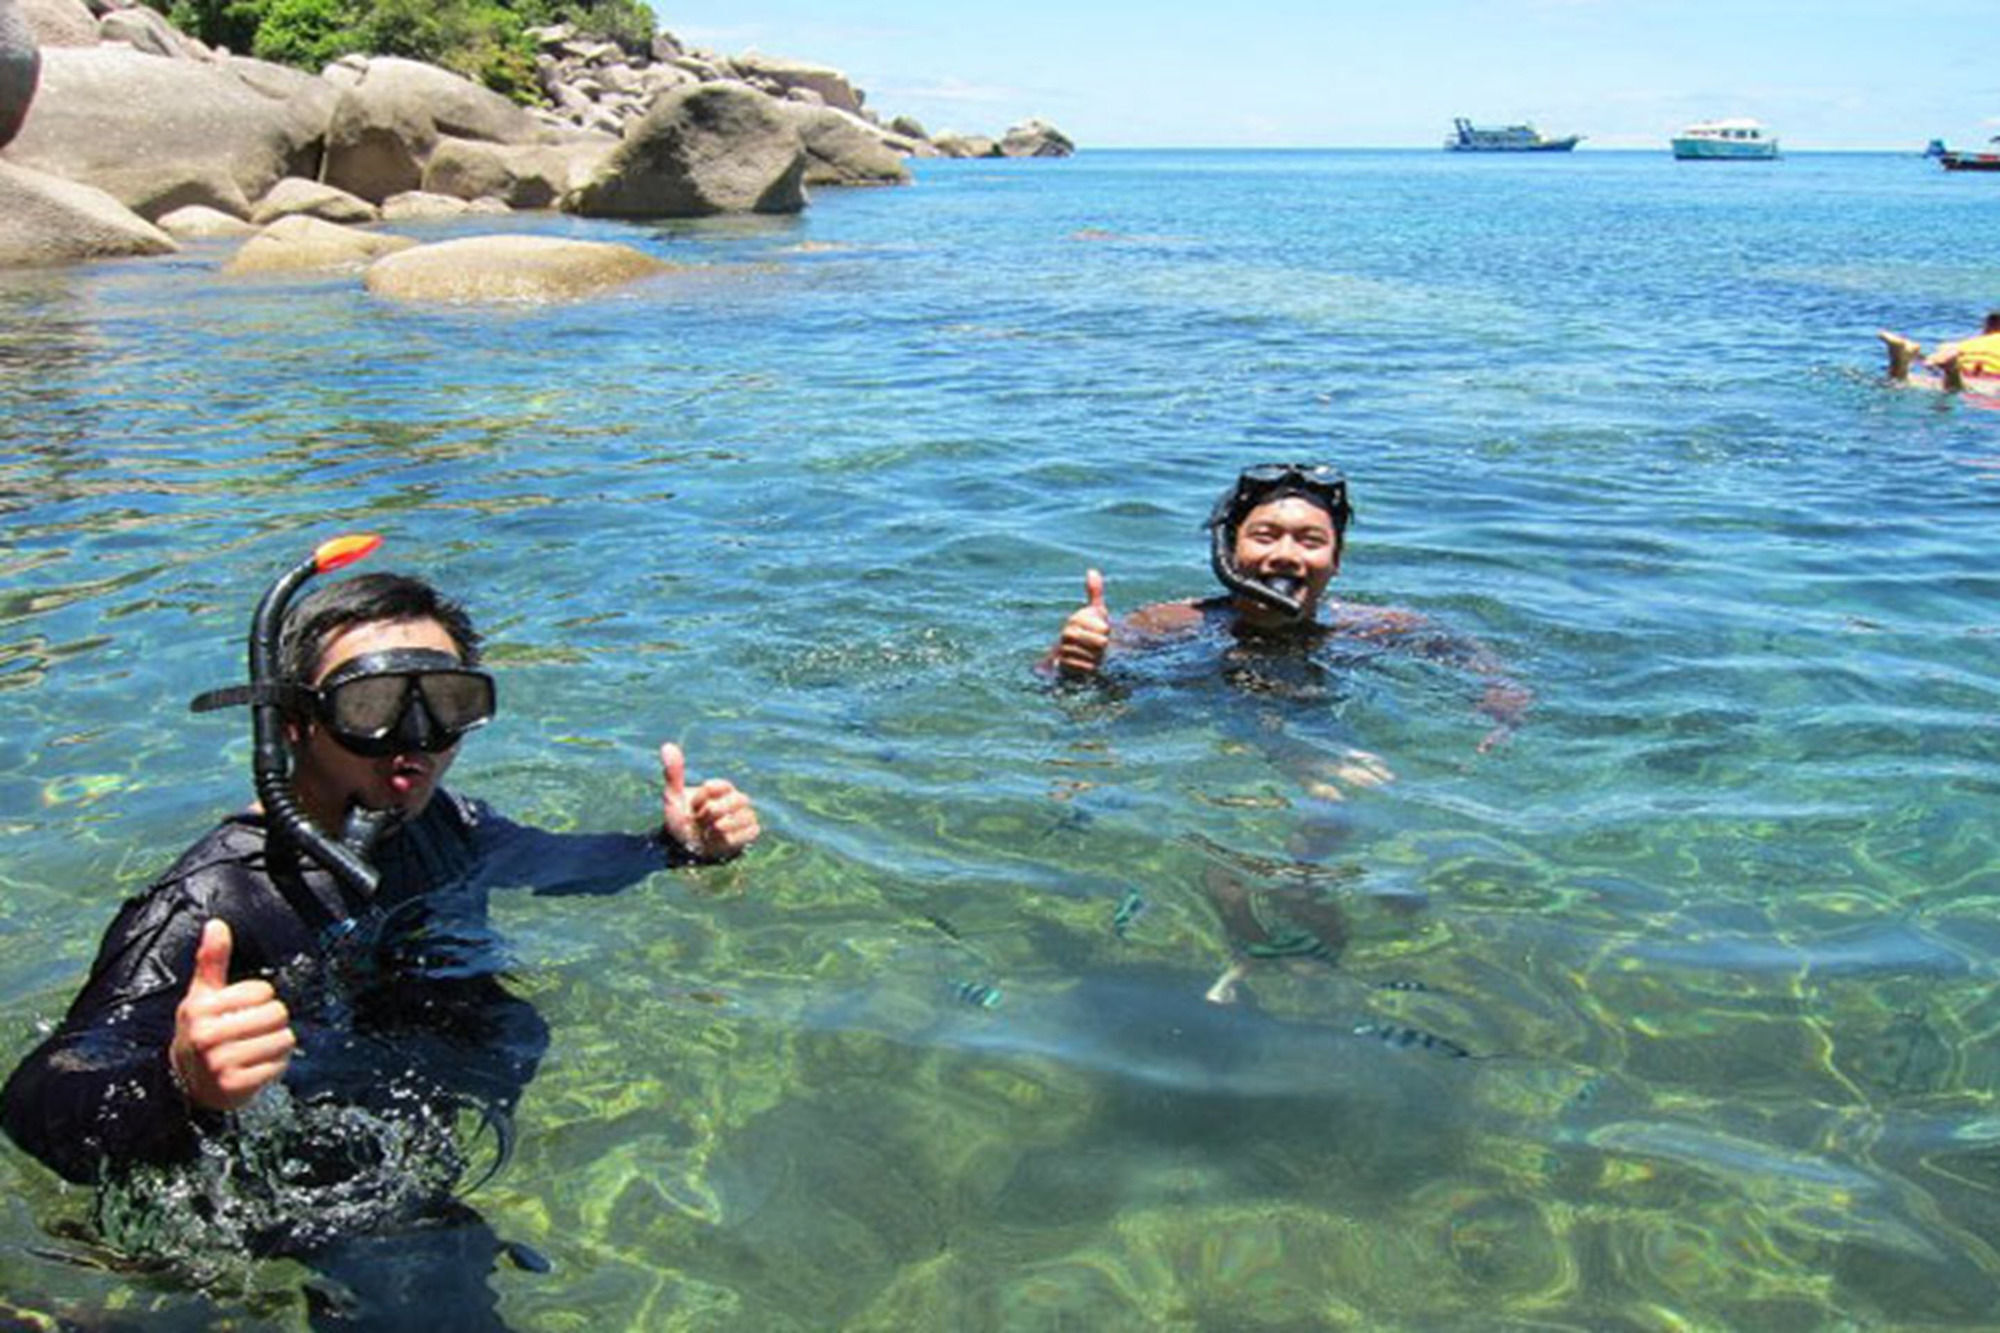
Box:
1037, 598, 1206, 678
1, 897, 216, 1182
1330, 603, 1533, 749
470, 799, 754, 901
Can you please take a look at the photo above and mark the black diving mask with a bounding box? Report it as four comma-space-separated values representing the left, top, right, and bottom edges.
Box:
1205, 462, 1353, 617
194, 647, 496, 758
309, 649, 496, 757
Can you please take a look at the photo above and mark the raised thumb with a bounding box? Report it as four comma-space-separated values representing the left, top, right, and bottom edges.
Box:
192, 918, 233, 993
1084, 567, 1107, 612
659, 742, 687, 806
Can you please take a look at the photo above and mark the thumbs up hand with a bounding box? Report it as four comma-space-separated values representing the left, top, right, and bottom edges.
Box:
659, 742, 760, 863
1051, 568, 1113, 676
169, 919, 295, 1112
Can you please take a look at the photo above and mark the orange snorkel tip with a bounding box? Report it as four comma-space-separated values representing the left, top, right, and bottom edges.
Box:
314, 533, 383, 574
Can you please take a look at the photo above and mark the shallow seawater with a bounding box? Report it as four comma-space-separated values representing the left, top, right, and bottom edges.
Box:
4, 149, 2000, 1329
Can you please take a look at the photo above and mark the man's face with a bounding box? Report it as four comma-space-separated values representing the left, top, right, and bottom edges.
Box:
1232, 496, 1340, 612
290, 617, 464, 824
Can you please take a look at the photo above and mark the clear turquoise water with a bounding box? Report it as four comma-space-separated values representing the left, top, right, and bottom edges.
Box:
4, 148, 2000, 1328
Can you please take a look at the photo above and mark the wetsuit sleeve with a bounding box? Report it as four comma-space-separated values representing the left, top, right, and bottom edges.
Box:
462, 799, 713, 898
0, 887, 218, 1183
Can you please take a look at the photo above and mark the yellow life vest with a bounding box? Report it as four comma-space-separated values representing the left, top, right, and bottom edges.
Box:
1953, 332, 2000, 378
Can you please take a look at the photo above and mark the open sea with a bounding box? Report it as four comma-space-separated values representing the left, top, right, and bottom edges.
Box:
3, 147, 2000, 1330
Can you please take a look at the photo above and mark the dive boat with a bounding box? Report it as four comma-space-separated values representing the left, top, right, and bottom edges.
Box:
1938, 138, 2000, 171
1671, 119, 1778, 160
1444, 118, 1581, 152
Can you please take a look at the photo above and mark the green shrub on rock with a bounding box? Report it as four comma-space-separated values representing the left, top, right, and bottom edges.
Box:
250, 0, 353, 68
171, 0, 655, 102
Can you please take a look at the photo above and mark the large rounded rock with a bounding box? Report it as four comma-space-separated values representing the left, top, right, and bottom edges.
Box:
157, 203, 255, 237
932, 131, 998, 159
17, 0, 93, 47
1001, 118, 1075, 158
729, 51, 862, 115
97, 5, 183, 58
363, 234, 667, 303
0, 158, 176, 266
785, 103, 909, 187
321, 56, 553, 203
5, 47, 331, 217
0, 0, 40, 150
421, 135, 610, 210
249, 175, 378, 224
564, 81, 806, 218
380, 189, 475, 220
223, 214, 415, 274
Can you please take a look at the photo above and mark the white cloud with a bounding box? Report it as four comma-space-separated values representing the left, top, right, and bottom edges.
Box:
877, 76, 1021, 106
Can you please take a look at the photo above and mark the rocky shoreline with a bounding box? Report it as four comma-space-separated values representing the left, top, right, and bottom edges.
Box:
0, 0, 1075, 285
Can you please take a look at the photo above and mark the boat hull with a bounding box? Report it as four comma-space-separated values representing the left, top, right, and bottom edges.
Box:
1939, 152, 2000, 172
1672, 137, 1779, 160
1446, 138, 1580, 153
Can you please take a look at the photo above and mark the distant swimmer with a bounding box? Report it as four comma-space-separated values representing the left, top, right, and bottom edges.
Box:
1043, 462, 1531, 756
0, 536, 761, 1324
1879, 311, 2000, 394
1043, 464, 1529, 1006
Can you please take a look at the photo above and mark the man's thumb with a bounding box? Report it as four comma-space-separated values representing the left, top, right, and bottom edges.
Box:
1084, 568, 1106, 612
659, 742, 687, 805
192, 918, 233, 993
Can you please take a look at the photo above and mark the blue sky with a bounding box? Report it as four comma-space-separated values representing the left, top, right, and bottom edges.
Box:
654, 1, 1998, 151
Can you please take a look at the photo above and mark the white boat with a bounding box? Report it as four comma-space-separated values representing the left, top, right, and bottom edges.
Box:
1444, 118, 1581, 153
1672, 119, 1778, 160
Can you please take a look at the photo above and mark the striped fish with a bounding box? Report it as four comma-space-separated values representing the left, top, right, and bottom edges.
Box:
953, 980, 1003, 1009
1352, 1022, 1472, 1059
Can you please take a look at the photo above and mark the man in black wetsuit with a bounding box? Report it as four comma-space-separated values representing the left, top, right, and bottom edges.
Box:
0, 558, 760, 1321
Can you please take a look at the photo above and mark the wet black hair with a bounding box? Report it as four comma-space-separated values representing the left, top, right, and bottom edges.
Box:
1985, 311, 2000, 334
279, 572, 483, 685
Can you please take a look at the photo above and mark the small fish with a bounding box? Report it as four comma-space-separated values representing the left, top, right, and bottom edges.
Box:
922, 913, 964, 942
1111, 889, 1147, 938
1243, 927, 1336, 960
953, 980, 1003, 1009
502, 1239, 553, 1274
1375, 978, 1431, 993
1352, 1022, 1472, 1059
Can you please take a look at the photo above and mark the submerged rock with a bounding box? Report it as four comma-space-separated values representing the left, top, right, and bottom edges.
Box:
0, 158, 176, 266
223, 214, 415, 275
564, 81, 806, 218
363, 234, 668, 303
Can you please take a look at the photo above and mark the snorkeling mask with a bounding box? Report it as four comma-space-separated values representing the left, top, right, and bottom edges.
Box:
304, 649, 495, 758
1205, 463, 1353, 618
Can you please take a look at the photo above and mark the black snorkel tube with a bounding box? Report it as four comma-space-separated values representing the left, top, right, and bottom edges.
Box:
1205, 464, 1352, 620
192, 534, 386, 899
1209, 517, 1308, 618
